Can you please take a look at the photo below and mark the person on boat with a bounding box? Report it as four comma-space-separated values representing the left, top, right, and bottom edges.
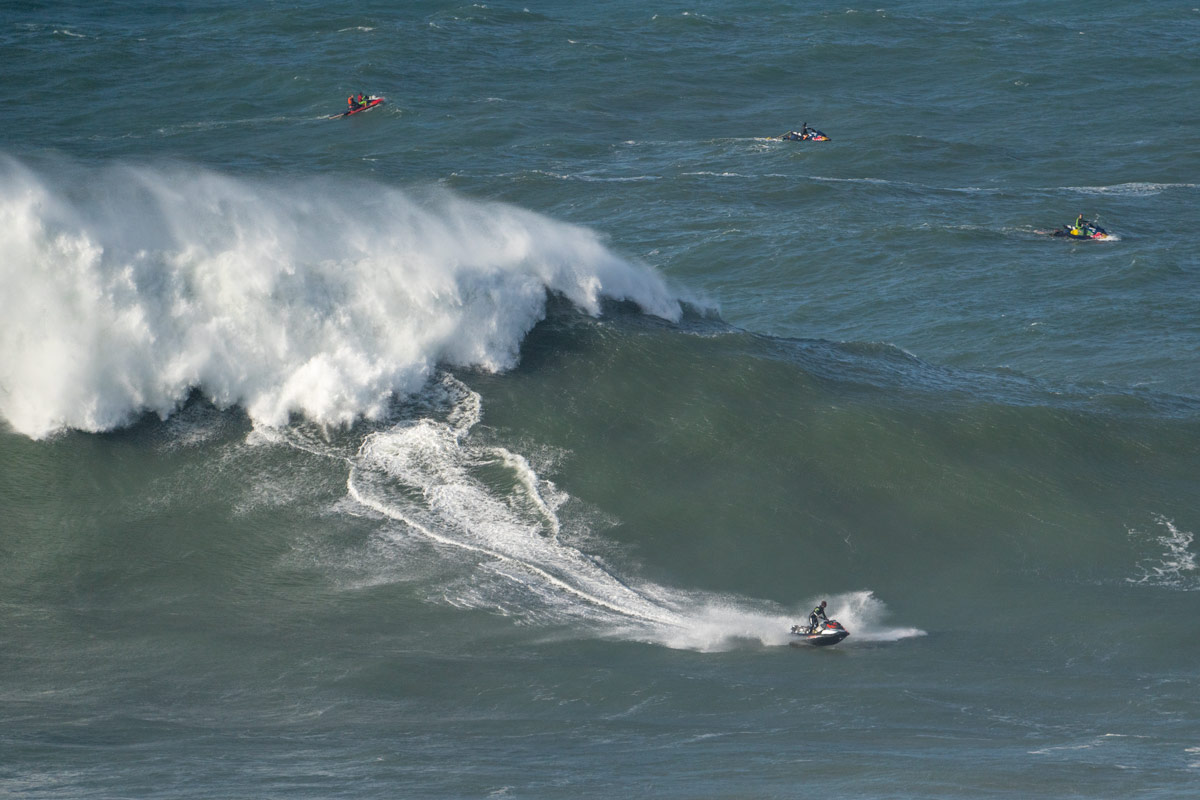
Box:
800, 122, 813, 139
1071, 214, 1104, 237
348, 95, 357, 110
809, 600, 828, 631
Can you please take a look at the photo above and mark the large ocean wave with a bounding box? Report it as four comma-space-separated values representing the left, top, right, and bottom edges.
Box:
0, 155, 681, 439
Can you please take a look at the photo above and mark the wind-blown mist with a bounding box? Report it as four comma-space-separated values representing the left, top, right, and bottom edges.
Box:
0, 156, 681, 439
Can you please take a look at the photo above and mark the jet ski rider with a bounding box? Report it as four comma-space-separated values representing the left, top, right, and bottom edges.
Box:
1070, 214, 1100, 236
809, 600, 828, 630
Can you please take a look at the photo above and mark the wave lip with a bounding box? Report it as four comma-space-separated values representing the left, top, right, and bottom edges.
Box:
0, 157, 681, 439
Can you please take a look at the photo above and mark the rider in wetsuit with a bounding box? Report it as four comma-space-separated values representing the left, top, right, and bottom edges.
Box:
809, 600, 828, 630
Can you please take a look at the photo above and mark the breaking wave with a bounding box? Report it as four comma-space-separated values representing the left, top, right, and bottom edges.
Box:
0, 155, 681, 439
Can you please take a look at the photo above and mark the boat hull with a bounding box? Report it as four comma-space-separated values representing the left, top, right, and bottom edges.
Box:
790, 620, 850, 646
336, 97, 385, 117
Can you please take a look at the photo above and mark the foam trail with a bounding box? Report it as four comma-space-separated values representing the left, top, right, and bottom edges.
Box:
620, 589, 924, 651
345, 376, 682, 628
334, 375, 924, 652
0, 155, 681, 439
1128, 515, 1197, 590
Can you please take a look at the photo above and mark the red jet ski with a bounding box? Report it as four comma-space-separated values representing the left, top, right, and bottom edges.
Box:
334, 95, 385, 118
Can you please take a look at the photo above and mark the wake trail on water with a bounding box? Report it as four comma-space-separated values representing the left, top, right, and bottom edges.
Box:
294, 374, 923, 652
0, 154, 680, 440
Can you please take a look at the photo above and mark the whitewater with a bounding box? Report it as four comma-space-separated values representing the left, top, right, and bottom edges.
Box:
0, 157, 681, 438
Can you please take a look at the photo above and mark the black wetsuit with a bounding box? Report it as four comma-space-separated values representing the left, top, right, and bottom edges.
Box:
809, 605, 828, 629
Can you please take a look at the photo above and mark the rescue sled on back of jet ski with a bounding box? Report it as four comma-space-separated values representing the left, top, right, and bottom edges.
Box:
790, 619, 850, 646
779, 127, 829, 142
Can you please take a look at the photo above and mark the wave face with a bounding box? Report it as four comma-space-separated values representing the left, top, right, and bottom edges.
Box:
267, 372, 924, 653
0, 156, 680, 439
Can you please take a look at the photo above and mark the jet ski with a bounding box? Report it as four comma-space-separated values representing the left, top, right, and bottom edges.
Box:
333, 95, 385, 118
790, 619, 850, 646
780, 128, 829, 141
1050, 220, 1117, 241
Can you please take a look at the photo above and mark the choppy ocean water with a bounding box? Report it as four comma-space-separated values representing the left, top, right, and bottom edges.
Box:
2, 2, 1198, 797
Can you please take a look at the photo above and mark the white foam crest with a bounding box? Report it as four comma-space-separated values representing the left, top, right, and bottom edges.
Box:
0, 156, 681, 439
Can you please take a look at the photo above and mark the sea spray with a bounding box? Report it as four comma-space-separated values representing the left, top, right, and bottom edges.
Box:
0, 156, 681, 439
1128, 515, 1198, 590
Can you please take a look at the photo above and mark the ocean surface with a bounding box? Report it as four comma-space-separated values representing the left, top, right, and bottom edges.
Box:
2, 2, 1198, 797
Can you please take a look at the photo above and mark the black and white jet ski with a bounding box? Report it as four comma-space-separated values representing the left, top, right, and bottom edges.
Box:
779, 127, 829, 141
790, 619, 850, 646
